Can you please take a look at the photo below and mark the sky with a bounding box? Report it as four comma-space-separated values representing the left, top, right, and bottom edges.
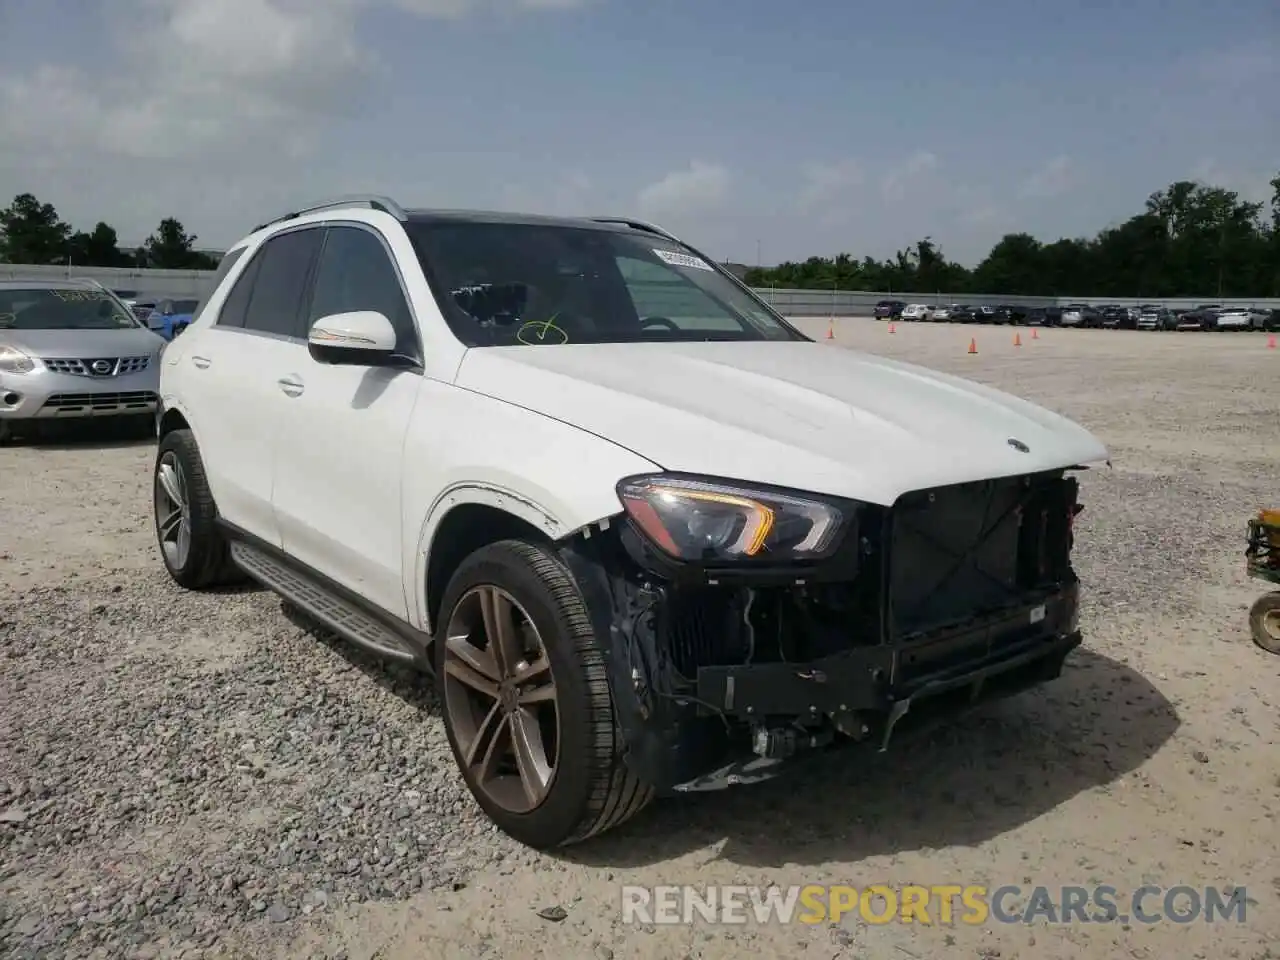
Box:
0, 0, 1275, 267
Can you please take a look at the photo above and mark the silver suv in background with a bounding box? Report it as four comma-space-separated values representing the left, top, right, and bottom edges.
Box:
1060, 304, 1102, 328
0, 278, 166, 443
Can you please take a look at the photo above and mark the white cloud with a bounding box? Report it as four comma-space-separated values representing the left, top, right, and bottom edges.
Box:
880, 150, 939, 203
636, 161, 731, 217
1018, 155, 1076, 200
796, 159, 865, 214
0, 0, 591, 244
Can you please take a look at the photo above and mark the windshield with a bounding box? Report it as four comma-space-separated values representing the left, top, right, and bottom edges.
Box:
0, 287, 140, 331
406, 220, 806, 346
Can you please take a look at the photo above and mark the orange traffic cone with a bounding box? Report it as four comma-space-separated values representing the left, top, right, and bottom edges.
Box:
1032, 327, 1039, 339
826, 319, 834, 340
888, 321, 896, 334
1013, 332, 1022, 347
1269, 334, 1277, 350
967, 337, 978, 355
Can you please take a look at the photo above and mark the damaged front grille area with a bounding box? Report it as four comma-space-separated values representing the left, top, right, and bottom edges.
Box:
565, 472, 1084, 791
887, 471, 1078, 641
644, 470, 1078, 677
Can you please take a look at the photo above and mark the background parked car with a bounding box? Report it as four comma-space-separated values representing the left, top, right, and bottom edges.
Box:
900, 303, 931, 321
929, 304, 952, 322
1099, 305, 1126, 328
1177, 304, 1222, 331
972, 304, 998, 324
145, 298, 201, 340
874, 299, 906, 320
0, 278, 164, 443
1215, 306, 1269, 331
1061, 304, 1102, 328
995, 304, 1029, 325
1137, 305, 1177, 330
951, 304, 977, 323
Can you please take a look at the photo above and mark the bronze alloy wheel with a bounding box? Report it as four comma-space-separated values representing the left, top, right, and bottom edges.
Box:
442, 585, 560, 813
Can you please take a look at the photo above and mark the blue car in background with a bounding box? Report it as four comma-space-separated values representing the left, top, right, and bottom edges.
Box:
145, 297, 201, 340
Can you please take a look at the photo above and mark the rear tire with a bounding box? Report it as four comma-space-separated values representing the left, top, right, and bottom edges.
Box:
152, 428, 245, 589
435, 538, 652, 849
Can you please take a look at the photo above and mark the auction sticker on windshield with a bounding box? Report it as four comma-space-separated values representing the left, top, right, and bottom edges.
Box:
653, 248, 713, 271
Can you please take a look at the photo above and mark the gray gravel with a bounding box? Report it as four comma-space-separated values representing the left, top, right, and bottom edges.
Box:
0, 573, 527, 958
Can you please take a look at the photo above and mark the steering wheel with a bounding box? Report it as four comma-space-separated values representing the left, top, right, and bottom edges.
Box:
639, 315, 679, 332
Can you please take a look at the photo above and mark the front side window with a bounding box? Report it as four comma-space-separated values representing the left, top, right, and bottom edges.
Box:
406, 220, 805, 347
308, 225, 418, 356
0, 287, 140, 331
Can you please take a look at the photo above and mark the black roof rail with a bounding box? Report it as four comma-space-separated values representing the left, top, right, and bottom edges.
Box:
252, 195, 408, 233
587, 217, 680, 242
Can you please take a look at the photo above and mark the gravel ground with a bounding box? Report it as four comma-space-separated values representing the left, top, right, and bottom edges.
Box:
2, 321, 1278, 960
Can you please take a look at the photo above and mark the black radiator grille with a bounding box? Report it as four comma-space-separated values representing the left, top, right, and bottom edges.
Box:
658, 588, 749, 680
887, 473, 1076, 640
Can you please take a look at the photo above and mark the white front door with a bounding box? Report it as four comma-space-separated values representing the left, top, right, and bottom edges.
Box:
271, 223, 426, 620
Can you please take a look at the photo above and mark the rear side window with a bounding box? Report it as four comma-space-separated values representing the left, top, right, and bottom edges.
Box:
190, 247, 246, 325
215, 251, 262, 329
241, 227, 324, 339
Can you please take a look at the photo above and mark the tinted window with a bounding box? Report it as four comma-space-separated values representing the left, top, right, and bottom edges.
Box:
242, 227, 324, 338
308, 226, 418, 355
192, 246, 246, 325
216, 250, 262, 328
406, 219, 802, 347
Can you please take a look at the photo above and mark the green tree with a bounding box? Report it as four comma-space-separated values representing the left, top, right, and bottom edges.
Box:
68, 221, 130, 267
748, 171, 1280, 297
143, 217, 202, 269
0, 193, 73, 264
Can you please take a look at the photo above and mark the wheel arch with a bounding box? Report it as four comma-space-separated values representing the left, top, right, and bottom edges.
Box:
158, 404, 190, 439
416, 484, 619, 637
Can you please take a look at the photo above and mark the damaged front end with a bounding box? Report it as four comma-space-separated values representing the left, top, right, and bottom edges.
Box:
558, 470, 1085, 795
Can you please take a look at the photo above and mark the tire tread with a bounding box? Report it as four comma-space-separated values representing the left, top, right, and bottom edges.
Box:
158, 429, 243, 589
502, 539, 653, 846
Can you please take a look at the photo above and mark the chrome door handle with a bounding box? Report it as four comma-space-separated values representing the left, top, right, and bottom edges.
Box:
277, 376, 305, 397
191, 355, 211, 369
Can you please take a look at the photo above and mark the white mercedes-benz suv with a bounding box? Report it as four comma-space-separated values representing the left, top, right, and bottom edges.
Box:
152, 196, 1109, 850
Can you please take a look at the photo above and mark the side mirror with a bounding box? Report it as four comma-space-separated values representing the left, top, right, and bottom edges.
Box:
307, 311, 399, 366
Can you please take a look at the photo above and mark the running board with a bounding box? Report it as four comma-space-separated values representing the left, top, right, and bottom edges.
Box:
228, 540, 423, 665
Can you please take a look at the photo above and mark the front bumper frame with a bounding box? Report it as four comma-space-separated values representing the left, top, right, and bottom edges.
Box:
695, 586, 1078, 726
561, 529, 1083, 795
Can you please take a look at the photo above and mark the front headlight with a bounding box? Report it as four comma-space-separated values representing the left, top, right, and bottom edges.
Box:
0, 344, 36, 375
616, 474, 850, 563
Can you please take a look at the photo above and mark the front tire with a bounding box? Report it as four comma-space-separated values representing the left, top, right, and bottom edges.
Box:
435, 539, 652, 849
153, 428, 243, 589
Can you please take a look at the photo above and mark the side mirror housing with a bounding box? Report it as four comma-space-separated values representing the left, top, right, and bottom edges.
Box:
307, 311, 400, 366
